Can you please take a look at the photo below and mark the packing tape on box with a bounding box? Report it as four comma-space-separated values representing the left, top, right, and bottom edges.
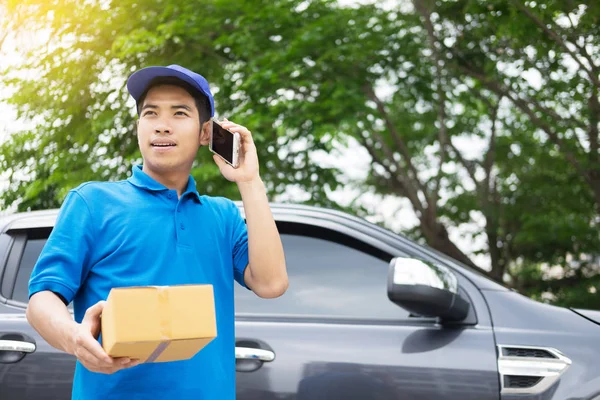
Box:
145, 287, 172, 363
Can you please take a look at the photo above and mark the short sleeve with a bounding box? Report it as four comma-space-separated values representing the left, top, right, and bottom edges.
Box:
230, 201, 250, 289
28, 190, 95, 304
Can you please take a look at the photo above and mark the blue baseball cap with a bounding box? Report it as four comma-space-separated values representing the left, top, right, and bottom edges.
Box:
126, 64, 215, 117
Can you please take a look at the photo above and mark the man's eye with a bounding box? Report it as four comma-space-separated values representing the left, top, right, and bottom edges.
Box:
175, 111, 189, 116
143, 110, 156, 116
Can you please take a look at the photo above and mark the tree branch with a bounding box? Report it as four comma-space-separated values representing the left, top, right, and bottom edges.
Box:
413, 0, 447, 220
363, 84, 430, 203
0, 30, 8, 53
447, 139, 479, 187
361, 139, 408, 197
443, 47, 586, 133
450, 55, 589, 180
566, 12, 600, 76
576, 39, 600, 79
512, 0, 600, 90
511, 81, 586, 133
358, 132, 426, 215
359, 136, 468, 259
432, 89, 447, 208
566, 12, 577, 31
450, 88, 501, 195
589, 88, 599, 164
483, 106, 509, 280
483, 99, 500, 199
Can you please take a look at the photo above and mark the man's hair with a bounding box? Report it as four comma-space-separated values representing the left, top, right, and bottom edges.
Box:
136, 77, 211, 125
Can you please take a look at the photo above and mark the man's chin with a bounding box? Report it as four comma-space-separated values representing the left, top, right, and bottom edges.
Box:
142, 158, 190, 174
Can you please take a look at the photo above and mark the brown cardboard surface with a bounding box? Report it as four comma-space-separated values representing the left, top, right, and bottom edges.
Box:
101, 284, 216, 363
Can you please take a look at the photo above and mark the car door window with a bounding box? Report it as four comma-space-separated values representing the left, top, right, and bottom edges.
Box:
13, 238, 47, 303
234, 233, 410, 320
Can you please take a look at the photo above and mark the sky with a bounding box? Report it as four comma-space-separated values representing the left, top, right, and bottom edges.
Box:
0, 2, 491, 269
1, 25, 38, 141
0, 27, 33, 213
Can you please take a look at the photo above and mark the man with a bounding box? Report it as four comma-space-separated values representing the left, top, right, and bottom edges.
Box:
26, 64, 288, 400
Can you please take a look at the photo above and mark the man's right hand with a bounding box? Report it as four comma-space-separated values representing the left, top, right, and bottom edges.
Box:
70, 300, 140, 374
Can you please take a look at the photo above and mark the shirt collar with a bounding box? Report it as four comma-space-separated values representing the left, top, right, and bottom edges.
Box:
183, 173, 202, 203
127, 165, 202, 203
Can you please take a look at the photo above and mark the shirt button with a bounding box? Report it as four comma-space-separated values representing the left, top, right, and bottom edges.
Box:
167, 193, 173, 199
180, 223, 185, 230
177, 209, 181, 213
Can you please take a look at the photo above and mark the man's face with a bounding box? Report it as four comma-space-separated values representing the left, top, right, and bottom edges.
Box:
136, 84, 206, 175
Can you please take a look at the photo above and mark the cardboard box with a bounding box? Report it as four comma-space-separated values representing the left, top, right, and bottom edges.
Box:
101, 284, 217, 363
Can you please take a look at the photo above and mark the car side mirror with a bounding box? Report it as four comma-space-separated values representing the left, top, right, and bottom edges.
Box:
387, 257, 469, 322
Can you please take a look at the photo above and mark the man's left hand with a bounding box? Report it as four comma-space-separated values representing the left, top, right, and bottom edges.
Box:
213, 119, 260, 183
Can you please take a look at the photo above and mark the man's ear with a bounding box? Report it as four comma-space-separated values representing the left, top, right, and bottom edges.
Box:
199, 120, 211, 146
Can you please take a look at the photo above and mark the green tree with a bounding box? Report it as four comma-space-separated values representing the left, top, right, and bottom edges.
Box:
1, 0, 599, 308
425, 0, 600, 303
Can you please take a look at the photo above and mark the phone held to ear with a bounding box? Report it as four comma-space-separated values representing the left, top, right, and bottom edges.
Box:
210, 119, 241, 168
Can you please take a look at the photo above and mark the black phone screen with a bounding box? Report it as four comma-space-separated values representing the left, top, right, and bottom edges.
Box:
211, 120, 234, 163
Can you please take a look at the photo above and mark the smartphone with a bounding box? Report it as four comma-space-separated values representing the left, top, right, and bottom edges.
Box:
210, 119, 241, 168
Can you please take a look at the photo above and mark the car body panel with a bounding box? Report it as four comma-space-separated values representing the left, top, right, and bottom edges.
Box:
570, 308, 600, 326
235, 320, 499, 400
483, 290, 600, 400
0, 304, 75, 399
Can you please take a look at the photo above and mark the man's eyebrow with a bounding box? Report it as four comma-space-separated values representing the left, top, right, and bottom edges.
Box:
171, 104, 193, 111
141, 104, 158, 111
141, 104, 193, 112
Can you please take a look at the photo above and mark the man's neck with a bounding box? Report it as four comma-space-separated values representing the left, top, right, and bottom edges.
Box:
142, 165, 189, 197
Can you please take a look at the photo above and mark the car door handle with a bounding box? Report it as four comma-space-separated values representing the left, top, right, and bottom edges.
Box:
235, 346, 275, 362
0, 340, 36, 353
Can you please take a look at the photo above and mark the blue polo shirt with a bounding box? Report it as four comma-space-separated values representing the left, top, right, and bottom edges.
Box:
28, 165, 250, 400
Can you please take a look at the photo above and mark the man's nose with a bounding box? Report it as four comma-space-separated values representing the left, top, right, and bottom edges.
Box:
154, 123, 172, 134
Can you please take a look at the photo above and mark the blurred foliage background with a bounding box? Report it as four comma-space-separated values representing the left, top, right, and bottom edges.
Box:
1, 0, 599, 308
